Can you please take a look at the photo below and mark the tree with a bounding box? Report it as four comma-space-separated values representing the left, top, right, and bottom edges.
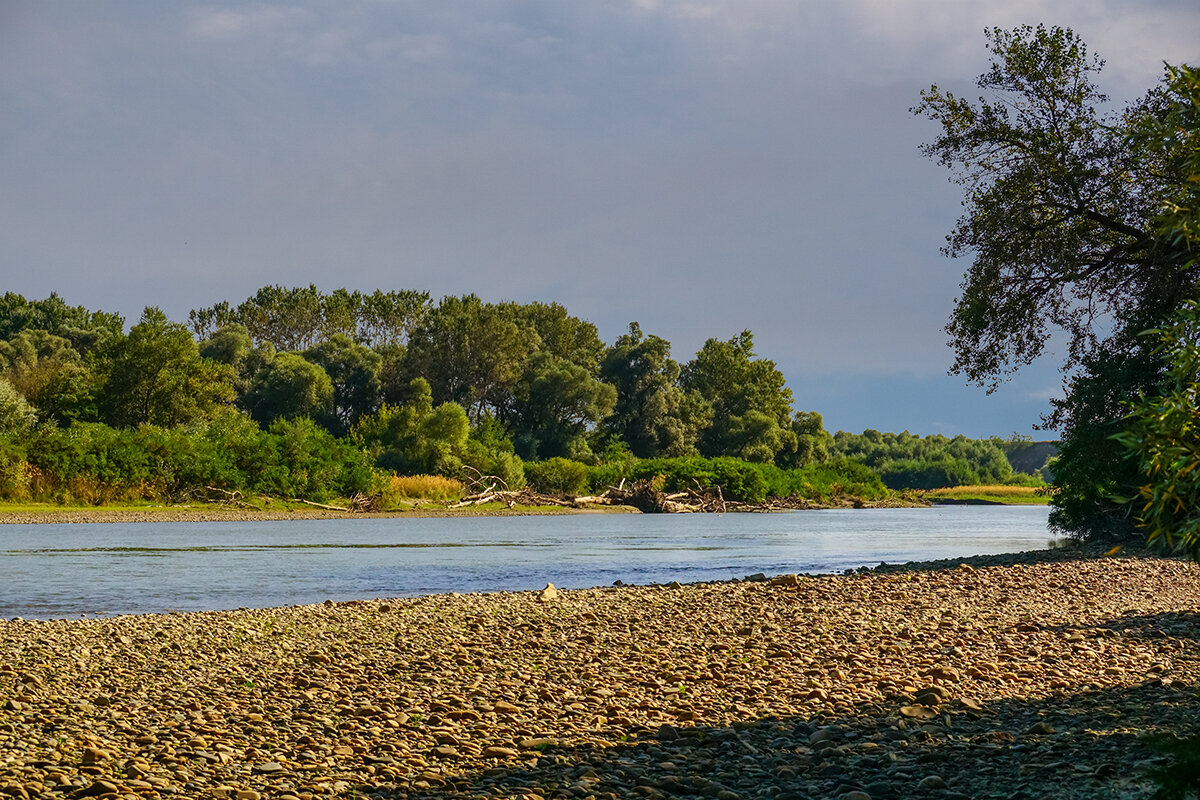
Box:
509, 351, 616, 460
914, 26, 1199, 539
101, 308, 236, 428
0, 292, 123, 353
1115, 66, 1200, 560
599, 323, 710, 458
498, 301, 606, 375
913, 25, 1195, 387
403, 294, 537, 421
0, 377, 36, 436
680, 330, 796, 462
303, 334, 383, 435
780, 410, 834, 468
0, 330, 97, 424
1116, 303, 1200, 561
242, 352, 334, 425
352, 378, 470, 475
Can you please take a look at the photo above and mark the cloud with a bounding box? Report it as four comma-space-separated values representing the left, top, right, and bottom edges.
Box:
188, 6, 313, 41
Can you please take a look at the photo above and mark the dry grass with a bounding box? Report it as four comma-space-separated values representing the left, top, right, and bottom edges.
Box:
924, 484, 1049, 504
388, 474, 464, 501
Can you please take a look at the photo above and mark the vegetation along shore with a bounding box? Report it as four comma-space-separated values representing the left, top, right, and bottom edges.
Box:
1, 546, 1197, 800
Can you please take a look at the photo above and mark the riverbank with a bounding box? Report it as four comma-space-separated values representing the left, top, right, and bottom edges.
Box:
1, 546, 1197, 800
0, 504, 607, 525
0, 495, 917, 524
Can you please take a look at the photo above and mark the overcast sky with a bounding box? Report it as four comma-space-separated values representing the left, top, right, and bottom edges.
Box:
2, 2, 1197, 438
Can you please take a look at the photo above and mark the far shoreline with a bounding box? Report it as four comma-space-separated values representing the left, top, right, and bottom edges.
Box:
0, 496, 946, 524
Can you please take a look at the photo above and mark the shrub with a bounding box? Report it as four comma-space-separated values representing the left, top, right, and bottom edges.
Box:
879, 458, 981, 490
525, 457, 590, 497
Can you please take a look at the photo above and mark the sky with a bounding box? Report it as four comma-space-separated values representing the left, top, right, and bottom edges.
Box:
2, 1, 1197, 439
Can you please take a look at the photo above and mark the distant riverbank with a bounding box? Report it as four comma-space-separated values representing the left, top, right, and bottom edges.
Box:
0, 545, 1194, 800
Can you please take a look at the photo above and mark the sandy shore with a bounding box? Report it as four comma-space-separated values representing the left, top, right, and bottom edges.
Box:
1, 547, 1198, 800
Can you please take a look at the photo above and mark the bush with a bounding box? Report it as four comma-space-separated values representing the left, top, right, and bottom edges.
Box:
879, 458, 981, 490
625, 455, 768, 503
525, 457, 590, 497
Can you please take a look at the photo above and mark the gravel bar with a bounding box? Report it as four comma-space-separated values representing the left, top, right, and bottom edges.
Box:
1, 547, 1198, 800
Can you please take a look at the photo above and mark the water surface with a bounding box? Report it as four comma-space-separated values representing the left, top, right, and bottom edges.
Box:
0, 506, 1052, 619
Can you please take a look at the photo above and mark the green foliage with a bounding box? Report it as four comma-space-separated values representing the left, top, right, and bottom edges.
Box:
879, 458, 981, 490
352, 378, 470, 477
243, 352, 334, 425
524, 457, 591, 497
0, 292, 123, 353
403, 294, 538, 420
1117, 302, 1200, 561
622, 456, 769, 503
8, 413, 373, 504
462, 414, 526, 490
510, 351, 616, 460
833, 429, 1015, 485
599, 322, 710, 458
190, 286, 432, 351
303, 333, 383, 435
100, 307, 236, 429
912, 25, 1193, 386
780, 410, 834, 468
680, 330, 795, 462
916, 28, 1199, 546
0, 377, 37, 436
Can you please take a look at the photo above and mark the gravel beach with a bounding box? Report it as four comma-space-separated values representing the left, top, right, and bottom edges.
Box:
1, 547, 1197, 800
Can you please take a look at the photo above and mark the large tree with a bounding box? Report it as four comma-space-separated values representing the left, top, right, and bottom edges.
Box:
913, 25, 1194, 386
914, 26, 1198, 538
599, 323, 710, 458
101, 308, 236, 428
680, 330, 796, 462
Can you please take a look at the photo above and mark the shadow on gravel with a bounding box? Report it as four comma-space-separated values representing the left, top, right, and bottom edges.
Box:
350, 677, 1199, 800
866, 543, 1156, 576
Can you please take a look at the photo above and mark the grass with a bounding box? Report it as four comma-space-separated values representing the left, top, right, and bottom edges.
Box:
387, 474, 464, 502
923, 485, 1050, 505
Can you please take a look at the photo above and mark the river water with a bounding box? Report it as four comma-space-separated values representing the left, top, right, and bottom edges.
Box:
0, 506, 1053, 619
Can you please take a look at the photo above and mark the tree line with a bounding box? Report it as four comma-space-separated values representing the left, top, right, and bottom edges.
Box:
0, 289, 1041, 505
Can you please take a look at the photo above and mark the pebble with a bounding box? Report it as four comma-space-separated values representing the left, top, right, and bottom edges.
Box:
0, 546, 1195, 800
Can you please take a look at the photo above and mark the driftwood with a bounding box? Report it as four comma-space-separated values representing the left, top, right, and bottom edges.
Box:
560, 479, 822, 513
289, 498, 352, 511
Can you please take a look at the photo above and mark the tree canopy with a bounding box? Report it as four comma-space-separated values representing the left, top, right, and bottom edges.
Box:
913, 25, 1196, 387
917, 26, 1197, 541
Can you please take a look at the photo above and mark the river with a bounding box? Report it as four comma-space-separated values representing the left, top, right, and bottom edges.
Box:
0, 505, 1053, 619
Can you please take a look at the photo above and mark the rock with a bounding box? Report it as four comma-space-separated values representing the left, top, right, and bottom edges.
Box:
236, 791, 262, 800
493, 700, 522, 715
1026, 722, 1055, 735
744, 573, 767, 582
917, 775, 947, 791
80, 747, 109, 765
927, 665, 961, 682
666, 581, 684, 589
809, 727, 841, 744
840, 792, 873, 800
482, 746, 520, 758
914, 686, 949, 705
538, 583, 559, 602
770, 574, 800, 587
73, 781, 120, 798
252, 761, 285, 774
432, 745, 459, 759
899, 705, 939, 720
